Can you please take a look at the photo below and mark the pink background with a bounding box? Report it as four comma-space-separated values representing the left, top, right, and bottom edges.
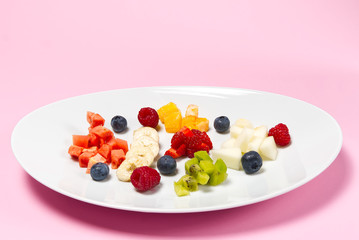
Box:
1, 0, 358, 239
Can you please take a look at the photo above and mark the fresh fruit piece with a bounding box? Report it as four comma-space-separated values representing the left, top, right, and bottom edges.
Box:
199, 160, 215, 175
90, 162, 110, 181
194, 150, 212, 162
82, 146, 98, 154
86, 111, 105, 128
157, 155, 177, 175
177, 175, 198, 192
195, 118, 209, 132
247, 136, 265, 153
131, 135, 159, 157
253, 125, 268, 139
98, 144, 112, 162
171, 131, 186, 149
211, 148, 242, 170
111, 115, 127, 133
174, 181, 190, 196
234, 127, 254, 152
157, 102, 180, 123
259, 136, 278, 160
185, 104, 199, 117
86, 111, 95, 124
130, 166, 161, 192
221, 138, 236, 149
180, 126, 194, 138
165, 147, 183, 159
230, 126, 243, 138
107, 138, 128, 153
125, 145, 155, 166
89, 126, 114, 142
209, 159, 228, 186
188, 164, 209, 185
72, 135, 90, 148
185, 158, 199, 173
191, 129, 213, 149
86, 153, 107, 173
241, 151, 262, 174
235, 118, 253, 129
78, 151, 96, 168
214, 116, 230, 133
164, 111, 182, 133
133, 127, 159, 143
181, 116, 197, 129
110, 149, 126, 169
68, 145, 83, 158
268, 123, 291, 146
88, 133, 103, 147
138, 107, 159, 128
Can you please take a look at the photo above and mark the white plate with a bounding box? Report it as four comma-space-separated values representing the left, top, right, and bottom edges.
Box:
11, 86, 342, 213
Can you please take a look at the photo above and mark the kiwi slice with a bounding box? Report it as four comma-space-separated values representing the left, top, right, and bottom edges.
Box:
215, 159, 228, 174
185, 158, 199, 174
178, 174, 199, 192
174, 181, 190, 196
209, 159, 228, 186
194, 151, 213, 162
199, 160, 215, 175
189, 164, 210, 185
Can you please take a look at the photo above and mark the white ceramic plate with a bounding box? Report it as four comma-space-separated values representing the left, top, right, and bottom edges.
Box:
11, 86, 342, 213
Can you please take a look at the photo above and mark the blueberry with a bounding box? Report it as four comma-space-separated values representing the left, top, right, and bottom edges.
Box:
157, 155, 177, 175
214, 116, 230, 133
90, 162, 109, 181
111, 115, 127, 133
241, 151, 263, 174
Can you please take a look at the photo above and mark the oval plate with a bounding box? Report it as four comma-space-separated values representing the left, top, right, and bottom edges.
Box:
11, 87, 342, 213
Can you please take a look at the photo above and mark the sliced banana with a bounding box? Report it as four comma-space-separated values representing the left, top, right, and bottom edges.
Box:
133, 127, 159, 142
116, 160, 139, 182
125, 145, 155, 166
131, 135, 159, 157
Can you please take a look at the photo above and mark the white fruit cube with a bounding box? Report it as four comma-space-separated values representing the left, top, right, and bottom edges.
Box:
259, 136, 278, 160
235, 118, 254, 129
211, 148, 242, 170
230, 126, 243, 138
221, 138, 236, 149
247, 136, 265, 152
253, 125, 268, 139
234, 127, 254, 152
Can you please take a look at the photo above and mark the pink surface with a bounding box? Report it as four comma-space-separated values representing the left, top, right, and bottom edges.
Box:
1, 0, 358, 239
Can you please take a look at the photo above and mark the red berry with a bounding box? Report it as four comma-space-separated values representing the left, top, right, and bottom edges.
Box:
130, 166, 161, 191
268, 123, 291, 146
171, 131, 186, 149
138, 107, 159, 128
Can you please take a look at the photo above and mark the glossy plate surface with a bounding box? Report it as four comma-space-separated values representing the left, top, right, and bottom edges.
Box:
11, 87, 342, 213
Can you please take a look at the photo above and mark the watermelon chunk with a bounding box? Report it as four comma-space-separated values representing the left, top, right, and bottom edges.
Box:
110, 149, 126, 169
89, 126, 114, 142
68, 145, 83, 158
72, 135, 90, 148
86, 153, 107, 174
98, 144, 112, 163
78, 151, 96, 168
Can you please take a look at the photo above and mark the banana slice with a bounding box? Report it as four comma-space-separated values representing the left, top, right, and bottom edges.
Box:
133, 127, 159, 143
125, 145, 155, 166
131, 135, 159, 157
116, 160, 139, 182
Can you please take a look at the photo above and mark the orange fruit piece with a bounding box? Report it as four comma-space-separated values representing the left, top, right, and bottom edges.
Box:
157, 102, 180, 123
196, 118, 209, 132
164, 111, 182, 133
181, 115, 197, 129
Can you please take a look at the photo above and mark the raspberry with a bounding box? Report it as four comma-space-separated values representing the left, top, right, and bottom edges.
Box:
138, 107, 159, 128
130, 166, 161, 191
191, 129, 213, 149
268, 123, 291, 146
171, 131, 186, 149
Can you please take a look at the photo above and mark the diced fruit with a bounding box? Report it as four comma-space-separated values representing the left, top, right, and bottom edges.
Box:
88, 133, 103, 147
98, 144, 112, 162
82, 146, 98, 154
214, 116, 230, 133
188, 164, 210, 185
195, 118, 209, 132
89, 126, 114, 142
78, 151, 96, 168
194, 151, 212, 162
230, 126, 243, 138
199, 160, 215, 175
241, 151, 263, 174
253, 125, 268, 139
185, 158, 199, 173
157, 102, 180, 123
157, 155, 177, 175
247, 136, 265, 152
68, 145, 83, 158
181, 116, 197, 129
174, 181, 190, 196
234, 127, 254, 152
259, 136, 278, 160
185, 104, 199, 117
90, 113, 105, 128
138, 107, 159, 128
165, 147, 183, 159
164, 111, 182, 133
90, 162, 109, 181
235, 118, 253, 129
110, 149, 126, 169
209, 159, 228, 186
130, 166, 161, 192
86, 153, 107, 173
107, 138, 128, 153
211, 148, 242, 170
72, 135, 90, 148
86, 111, 95, 124
111, 115, 127, 133
178, 175, 198, 192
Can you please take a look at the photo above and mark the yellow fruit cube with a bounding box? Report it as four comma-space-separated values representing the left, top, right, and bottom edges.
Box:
164, 111, 182, 133
185, 104, 199, 117
196, 118, 209, 132
157, 102, 180, 123
181, 116, 197, 129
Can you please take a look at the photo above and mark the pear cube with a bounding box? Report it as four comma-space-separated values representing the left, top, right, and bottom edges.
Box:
253, 125, 268, 139
221, 138, 236, 149
259, 136, 278, 160
210, 148, 242, 170
235, 118, 254, 129
247, 136, 265, 152
230, 126, 243, 138
234, 127, 254, 152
